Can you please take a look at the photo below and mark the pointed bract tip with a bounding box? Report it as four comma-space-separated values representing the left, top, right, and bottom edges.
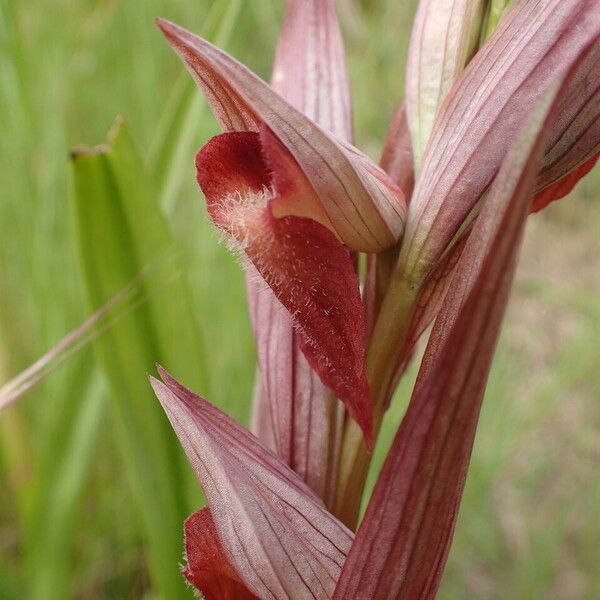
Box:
148, 378, 174, 420
155, 18, 185, 45
156, 365, 181, 392
155, 17, 170, 32
148, 374, 167, 397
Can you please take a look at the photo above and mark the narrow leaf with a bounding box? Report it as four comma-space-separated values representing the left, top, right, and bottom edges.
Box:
334, 81, 563, 600
0, 280, 139, 411
70, 119, 206, 599
151, 367, 354, 600
26, 370, 106, 600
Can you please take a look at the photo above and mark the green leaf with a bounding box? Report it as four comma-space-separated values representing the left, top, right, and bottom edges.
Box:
69, 119, 207, 598
25, 364, 106, 600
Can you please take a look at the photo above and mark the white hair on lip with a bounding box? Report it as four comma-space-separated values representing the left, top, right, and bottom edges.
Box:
214, 186, 274, 250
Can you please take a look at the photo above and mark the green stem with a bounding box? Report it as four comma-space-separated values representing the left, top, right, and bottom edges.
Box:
334, 273, 419, 528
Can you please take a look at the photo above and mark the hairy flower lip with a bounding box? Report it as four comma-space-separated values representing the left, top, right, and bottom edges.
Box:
196, 123, 338, 238
247, 0, 356, 507
183, 508, 259, 599
196, 130, 374, 446
195, 124, 342, 242
156, 17, 407, 253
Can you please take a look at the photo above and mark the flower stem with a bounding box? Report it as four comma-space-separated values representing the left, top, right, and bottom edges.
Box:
334, 274, 418, 528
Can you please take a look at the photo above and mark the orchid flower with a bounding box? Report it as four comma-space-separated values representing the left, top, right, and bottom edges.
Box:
151, 0, 599, 598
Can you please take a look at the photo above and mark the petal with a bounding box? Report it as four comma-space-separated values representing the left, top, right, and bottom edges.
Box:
196, 131, 373, 445
157, 17, 405, 252
399, 0, 600, 283
183, 508, 259, 600
260, 126, 335, 234
248, 0, 351, 506
194, 131, 271, 233
247, 214, 372, 446
150, 369, 353, 600
406, 0, 486, 167
380, 103, 415, 199
248, 286, 344, 506
272, 0, 353, 140
251, 213, 372, 447
334, 78, 563, 600
533, 41, 600, 211
533, 151, 599, 212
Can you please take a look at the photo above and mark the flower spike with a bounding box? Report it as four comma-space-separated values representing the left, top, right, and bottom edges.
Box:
157, 15, 396, 444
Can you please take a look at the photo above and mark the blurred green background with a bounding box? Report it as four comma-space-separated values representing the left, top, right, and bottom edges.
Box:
0, 0, 598, 598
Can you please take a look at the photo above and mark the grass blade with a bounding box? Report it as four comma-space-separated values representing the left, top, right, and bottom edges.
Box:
25, 367, 107, 600
69, 119, 206, 598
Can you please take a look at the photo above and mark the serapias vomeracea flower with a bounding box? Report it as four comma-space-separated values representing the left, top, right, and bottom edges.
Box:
158, 14, 407, 446
151, 367, 353, 600
150, 0, 600, 598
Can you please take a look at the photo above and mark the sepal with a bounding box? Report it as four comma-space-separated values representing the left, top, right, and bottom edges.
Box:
157, 17, 406, 252
150, 367, 354, 600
